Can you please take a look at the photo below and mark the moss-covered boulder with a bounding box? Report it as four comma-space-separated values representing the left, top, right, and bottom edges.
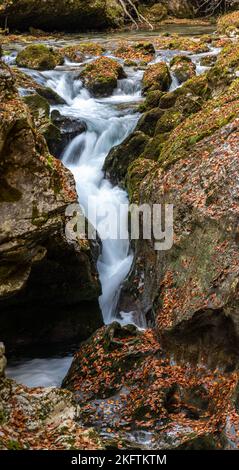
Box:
217, 11, 239, 36
147, 4, 168, 22
62, 42, 105, 63
23, 93, 61, 156
143, 62, 171, 94
79, 56, 126, 97
103, 131, 150, 185
0, 0, 123, 32
63, 323, 239, 449
200, 55, 217, 67
170, 55, 196, 84
16, 44, 64, 70
115, 41, 155, 63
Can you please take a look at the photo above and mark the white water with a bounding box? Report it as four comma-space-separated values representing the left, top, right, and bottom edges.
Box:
6, 43, 219, 388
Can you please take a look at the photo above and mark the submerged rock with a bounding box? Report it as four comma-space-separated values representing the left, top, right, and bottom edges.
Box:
0, 60, 102, 351
16, 44, 64, 70
79, 57, 126, 98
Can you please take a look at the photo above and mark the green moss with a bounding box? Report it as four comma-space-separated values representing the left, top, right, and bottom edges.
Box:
16, 45, 63, 70
126, 158, 157, 203
159, 79, 239, 168
143, 62, 171, 93
7, 440, 23, 450
80, 57, 125, 97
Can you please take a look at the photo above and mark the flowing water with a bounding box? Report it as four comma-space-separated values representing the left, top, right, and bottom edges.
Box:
5, 35, 219, 387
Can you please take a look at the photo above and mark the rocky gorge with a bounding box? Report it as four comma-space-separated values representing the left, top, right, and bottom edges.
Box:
1, 5, 239, 452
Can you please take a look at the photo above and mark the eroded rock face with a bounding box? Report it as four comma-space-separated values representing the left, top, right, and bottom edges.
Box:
63, 323, 239, 449
0, 60, 102, 351
0, 0, 123, 32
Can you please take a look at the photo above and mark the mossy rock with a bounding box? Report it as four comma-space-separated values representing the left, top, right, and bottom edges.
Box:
23, 93, 61, 155
148, 4, 168, 22
140, 90, 164, 112
103, 131, 150, 185
126, 157, 157, 203
159, 78, 239, 168
170, 55, 196, 84
217, 11, 239, 36
143, 62, 171, 94
137, 107, 164, 137
155, 35, 210, 54
200, 55, 217, 67
16, 45, 64, 70
62, 42, 105, 63
79, 57, 126, 97
115, 41, 155, 63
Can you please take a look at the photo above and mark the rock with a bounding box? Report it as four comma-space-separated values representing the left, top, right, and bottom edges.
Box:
0, 376, 104, 449
155, 34, 210, 54
0, 61, 102, 352
147, 4, 168, 23
11, 67, 65, 104
61, 42, 105, 63
23, 93, 62, 157
115, 41, 155, 63
63, 324, 239, 449
162, 0, 194, 19
79, 57, 126, 98
113, 44, 239, 370
0, 0, 123, 32
103, 131, 150, 185
36, 86, 66, 105
16, 45, 64, 70
170, 55, 196, 84
143, 62, 171, 94
0, 343, 7, 377
200, 55, 217, 67
51, 109, 87, 157
217, 11, 239, 37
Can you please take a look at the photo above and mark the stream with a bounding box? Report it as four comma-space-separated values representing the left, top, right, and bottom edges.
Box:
5, 32, 219, 388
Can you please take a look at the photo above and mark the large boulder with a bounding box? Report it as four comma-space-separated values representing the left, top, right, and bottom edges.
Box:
0, 0, 123, 32
143, 62, 171, 93
217, 11, 239, 36
63, 323, 239, 449
79, 57, 126, 97
0, 61, 102, 352
16, 45, 64, 70
113, 46, 239, 370
170, 55, 196, 84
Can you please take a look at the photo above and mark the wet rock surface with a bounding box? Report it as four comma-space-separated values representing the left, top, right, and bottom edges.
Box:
63, 323, 239, 449
0, 59, 102, 351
